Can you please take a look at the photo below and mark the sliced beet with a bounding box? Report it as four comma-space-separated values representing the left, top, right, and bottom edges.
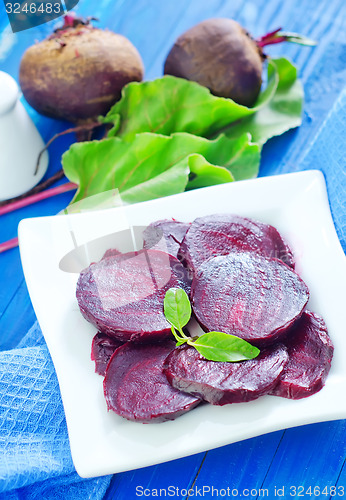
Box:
91, 332, 124, 376
101, 248, 122, 260
104, 340, 201, 422
163, 343, 288, 405
76, 249, 191, 342
191, 252, 309, 346
270, 311, 334, 399
142, 219, 190, 258
178, 214, 295, 272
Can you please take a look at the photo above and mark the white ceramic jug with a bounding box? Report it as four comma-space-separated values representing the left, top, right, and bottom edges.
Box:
0, 71, 48, 201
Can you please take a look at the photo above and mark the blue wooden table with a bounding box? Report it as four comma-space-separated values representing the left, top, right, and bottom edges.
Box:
1, 0, 346, 498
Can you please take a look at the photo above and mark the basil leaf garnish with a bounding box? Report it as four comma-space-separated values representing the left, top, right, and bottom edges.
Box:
164, 287, 191, 333
189, 331, 260, 362
164, 288, 260, 363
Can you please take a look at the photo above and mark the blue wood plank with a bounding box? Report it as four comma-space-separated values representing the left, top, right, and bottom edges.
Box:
189, 430, 285, 496
261, 420, 346, 491
105, 453, 205, 500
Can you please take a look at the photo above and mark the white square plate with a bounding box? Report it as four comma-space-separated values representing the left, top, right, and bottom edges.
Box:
18, 170, 346, 478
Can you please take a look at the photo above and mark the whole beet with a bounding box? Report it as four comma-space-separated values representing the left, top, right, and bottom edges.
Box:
19, 16, 144, 123
164, 18, 264, 107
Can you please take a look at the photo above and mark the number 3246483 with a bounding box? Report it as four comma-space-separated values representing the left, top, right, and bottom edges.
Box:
289, 485, 344, 496
5, 3, 62, 14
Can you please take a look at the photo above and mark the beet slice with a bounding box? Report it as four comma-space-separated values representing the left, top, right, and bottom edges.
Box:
270, 311, 334, 399
101, 248, 122, 260
104, 340, 201, 422
91, 332, 124, 376
191, 252, 309, 346
76, 249, 191, 342
163, 343, 288, 405
178, 214, 295, 272
142, 219, 190, 258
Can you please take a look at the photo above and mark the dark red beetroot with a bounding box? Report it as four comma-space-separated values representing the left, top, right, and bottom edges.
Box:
19, 16, 144, 123
104, 340, 201, 422
191, 252, 309, 346
270, 311, 334, 399
164, 343, 288, 405
76, 249, 191, 342
178, 214, 295, 273
164, 18, 313, 108
91, 332, 124, 376
164, 18, 264, 107
142, 219, 190, 259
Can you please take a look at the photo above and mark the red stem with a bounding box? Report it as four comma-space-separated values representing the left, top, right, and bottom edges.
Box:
0, 237, 19, 254
0, 170, 66, 208
257, 27, 282, 43
257, 36, 287, 47
256, 28, 316, 48
0, 182, 77, 216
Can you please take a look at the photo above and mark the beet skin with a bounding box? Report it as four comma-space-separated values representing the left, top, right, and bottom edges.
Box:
19, 19, 144, 122
164, 18, 264, 107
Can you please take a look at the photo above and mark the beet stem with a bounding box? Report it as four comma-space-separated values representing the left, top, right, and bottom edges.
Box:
0, 182, 77, 216
0, 237, 19, 254
35, 121, 102, 175
0, 170, 65, 208
256, 29, 316, 48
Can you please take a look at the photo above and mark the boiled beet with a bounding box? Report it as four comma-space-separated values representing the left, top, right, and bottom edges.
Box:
101, 248, 122, 260
104, 340, 201, 422
142, 219, 190, 259
178, 214, 295, 273
91, 332, 124, 376
270, 311, 334, 399
191, 252, 309, 346
76, 249, 191, 342
163, 343, 288, 405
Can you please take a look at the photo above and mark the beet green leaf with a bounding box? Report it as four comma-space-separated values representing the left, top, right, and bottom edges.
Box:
102, 57, 301, 147
224, 58, 304, 145
102, 75, 254, 141
62, 133, 259, 205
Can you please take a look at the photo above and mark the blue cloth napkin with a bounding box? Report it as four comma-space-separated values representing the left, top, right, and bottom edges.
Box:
0, 323, 112, 499
0, 88, 345, 499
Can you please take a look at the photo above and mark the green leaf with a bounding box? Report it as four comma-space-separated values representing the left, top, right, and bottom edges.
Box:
224, 58, 304, 145
187, 154, 234, 190
62, 132, 260, 205
102, 69, 279, 141
277, 31, 317, 46
210, 133, 260, 181
170, 326, 184, 344
164, 288, 191, 332
189, 332, 260, 362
